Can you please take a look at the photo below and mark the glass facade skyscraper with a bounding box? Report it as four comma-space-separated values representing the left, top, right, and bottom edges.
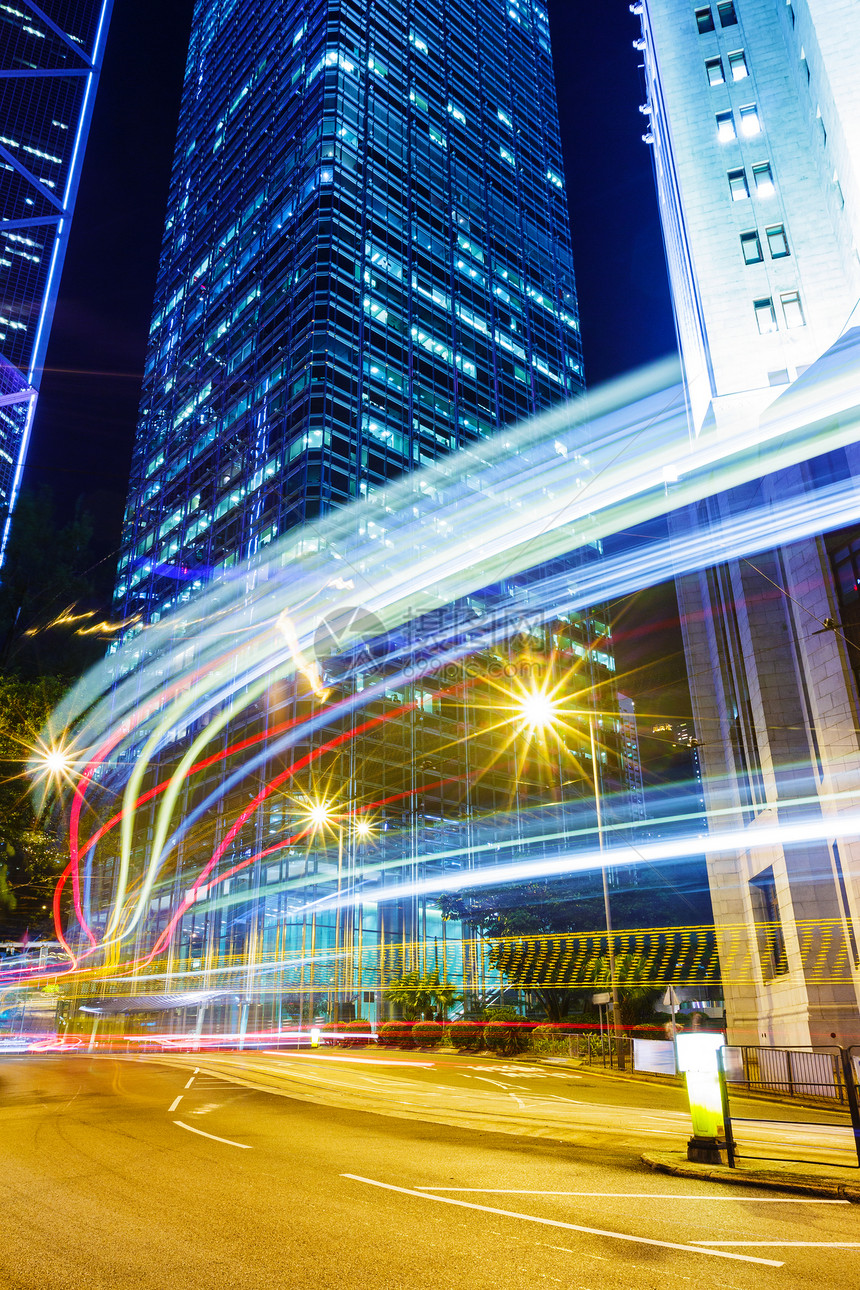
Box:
92, 0, 623, 1032
0, 0, 113, 550
114, 0, 583, 621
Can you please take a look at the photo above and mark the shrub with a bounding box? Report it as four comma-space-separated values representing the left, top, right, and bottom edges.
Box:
450, 1019, 483, 1051
342, 1019, 373, 1048
412, 1020, 443, 1048
484, 1021, 532, 1057
483, 1005, 519, 1023
318, 1021, 341, 1046
379, 1020, 415, 1049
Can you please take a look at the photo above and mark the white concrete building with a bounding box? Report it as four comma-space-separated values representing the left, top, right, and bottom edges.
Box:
635, 0, 860, 1045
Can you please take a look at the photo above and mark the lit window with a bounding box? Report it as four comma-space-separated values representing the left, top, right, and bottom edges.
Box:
705, 57, 724, 85
754, 297, 777, 334
752, 161, 774, 195
766, 224, 789, 257
716, 110, 736, 141
717, 1, 738, 26
740, 231, 763, 263
695, 6, 715, 33
728, 49, 748, 79
781, 291, 805, 328
728, 167, 749, 200
739, 104, 761, 136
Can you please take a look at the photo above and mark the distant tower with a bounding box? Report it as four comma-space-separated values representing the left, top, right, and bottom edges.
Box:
635, 0, 860, 1044
0, 0, 114, 554
617, 693, 646, 825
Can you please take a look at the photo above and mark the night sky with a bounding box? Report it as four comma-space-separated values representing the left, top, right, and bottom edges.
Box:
22, 0, 688, 720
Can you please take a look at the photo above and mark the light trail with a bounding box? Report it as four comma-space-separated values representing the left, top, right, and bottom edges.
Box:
23, 337, 860, 967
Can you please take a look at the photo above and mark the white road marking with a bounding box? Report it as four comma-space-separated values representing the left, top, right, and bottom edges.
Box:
184, 1076, 195, 1089
261, 1051, 433, 1068
694, 1241, 860, 1248
509, 1093, 526, 1109
167, 1095, 183, 1113
340, 1175, 783, 1266
173, 1120, 251, 1149
193, 1067, 199, 1074
414, 1189, 848, 1202
473, 1077, 511, 1091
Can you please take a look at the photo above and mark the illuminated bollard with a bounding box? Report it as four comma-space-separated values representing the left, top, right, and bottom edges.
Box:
676, 1033, 729, 1165
310, 1027, 321, 1049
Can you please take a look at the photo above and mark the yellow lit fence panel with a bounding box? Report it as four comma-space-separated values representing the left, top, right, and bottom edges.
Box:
53, 919, 858, 1013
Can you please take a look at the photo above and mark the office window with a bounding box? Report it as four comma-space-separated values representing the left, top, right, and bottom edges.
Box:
766, 224, 789, 257
728, 49, 748, 79
705, 57, 726, 86
752, 161, 774, 195
781, 291, 804, 327
739, 104, 761, 136
754, 297, 777, 333
750, 867, 789, 980
740, 230, 762, 263
705, 56, 725, 85
695, 6, 715, 33
717, 1, 738, 25
716, 110, 736, 142
728, 167, 749, 200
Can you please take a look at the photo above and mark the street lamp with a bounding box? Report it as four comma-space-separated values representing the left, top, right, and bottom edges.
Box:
303, 799, 376, 1026
511, 681, 625, 1068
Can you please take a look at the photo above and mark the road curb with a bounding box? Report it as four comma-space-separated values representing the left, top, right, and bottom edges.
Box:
642, 1150, 860, 1202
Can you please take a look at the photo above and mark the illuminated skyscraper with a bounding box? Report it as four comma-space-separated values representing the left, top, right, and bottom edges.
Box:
100, 0, 625, 1029
114, 0, 583, 624
0, 0, 113, 550
635, 0, 860, 1045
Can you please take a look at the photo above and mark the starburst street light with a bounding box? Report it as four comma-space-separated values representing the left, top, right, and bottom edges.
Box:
306, 800, 334, 830
30, 740, 74, 786
41, 747, 71, 776
516, 686, 558, 731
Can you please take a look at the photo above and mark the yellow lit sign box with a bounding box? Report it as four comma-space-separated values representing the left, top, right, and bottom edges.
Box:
676, 1034, 727, 1161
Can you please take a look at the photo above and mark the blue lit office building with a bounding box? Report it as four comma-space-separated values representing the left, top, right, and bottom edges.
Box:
0, 0, 113, 550
101, 0, 622, 1029
115, 0, 583, 616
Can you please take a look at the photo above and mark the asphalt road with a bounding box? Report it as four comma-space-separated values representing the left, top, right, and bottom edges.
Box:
147, 1046, 860, 1167
1, 1054, 858, 1290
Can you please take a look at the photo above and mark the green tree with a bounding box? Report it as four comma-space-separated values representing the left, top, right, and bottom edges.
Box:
594, 953, 662, 1027
385, 970, 460, 1020
439, 868, 713, 1023
0, 674, 69, 938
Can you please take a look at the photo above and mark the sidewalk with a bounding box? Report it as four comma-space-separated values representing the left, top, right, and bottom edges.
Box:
643, 1149, 860, 1202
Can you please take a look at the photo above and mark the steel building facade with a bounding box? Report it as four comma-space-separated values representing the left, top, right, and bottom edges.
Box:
0, 0, 113, 549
